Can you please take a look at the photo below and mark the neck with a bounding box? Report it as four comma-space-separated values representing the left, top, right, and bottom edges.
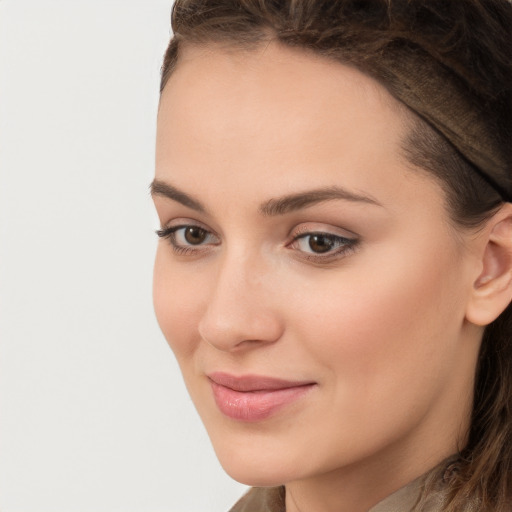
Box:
284, 432, 462, 512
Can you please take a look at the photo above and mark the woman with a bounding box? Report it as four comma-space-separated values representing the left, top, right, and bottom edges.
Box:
151, 1, 512, 510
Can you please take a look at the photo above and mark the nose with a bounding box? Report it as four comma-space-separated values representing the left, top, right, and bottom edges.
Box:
197, 252, 284, 352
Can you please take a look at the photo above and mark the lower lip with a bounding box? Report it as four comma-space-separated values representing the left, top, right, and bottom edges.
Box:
210, 381, 315, 422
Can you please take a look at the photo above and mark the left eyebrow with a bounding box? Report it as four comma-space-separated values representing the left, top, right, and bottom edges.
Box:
259, 186, 382, 216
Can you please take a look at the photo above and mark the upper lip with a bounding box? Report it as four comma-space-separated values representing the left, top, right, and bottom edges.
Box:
207, 372, 316, 392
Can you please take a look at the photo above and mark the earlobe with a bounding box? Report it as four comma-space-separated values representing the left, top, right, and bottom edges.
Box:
466, 205, 512, 327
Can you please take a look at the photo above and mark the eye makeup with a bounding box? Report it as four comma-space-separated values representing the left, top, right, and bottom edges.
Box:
156, 221, 359, 263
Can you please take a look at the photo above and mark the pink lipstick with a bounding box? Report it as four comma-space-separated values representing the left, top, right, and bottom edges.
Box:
208, 372, 316, 422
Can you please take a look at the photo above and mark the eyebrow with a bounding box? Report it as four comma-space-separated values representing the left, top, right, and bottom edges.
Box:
150, 179, 207, 213
259, 186, 382, 216
150, 179, 382, 216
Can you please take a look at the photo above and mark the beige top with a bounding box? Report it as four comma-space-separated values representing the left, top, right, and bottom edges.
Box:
228, 472, 463, 512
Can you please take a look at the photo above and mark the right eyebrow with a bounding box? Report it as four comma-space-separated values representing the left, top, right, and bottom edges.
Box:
150, 179, 207, 213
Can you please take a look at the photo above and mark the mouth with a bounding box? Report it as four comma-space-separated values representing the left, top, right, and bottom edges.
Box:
207, 372, 316, 422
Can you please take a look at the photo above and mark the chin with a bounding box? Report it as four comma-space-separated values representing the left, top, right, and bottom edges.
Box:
209, 433, 309, 487
219, 457, 290, 487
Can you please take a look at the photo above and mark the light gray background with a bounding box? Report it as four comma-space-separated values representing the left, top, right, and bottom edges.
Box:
0, 1, 247, 510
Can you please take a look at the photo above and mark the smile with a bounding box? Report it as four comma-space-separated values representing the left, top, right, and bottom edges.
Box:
208, 372, 317, 422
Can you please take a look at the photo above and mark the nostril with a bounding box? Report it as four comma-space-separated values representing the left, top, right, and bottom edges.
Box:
198, 311, 284, 353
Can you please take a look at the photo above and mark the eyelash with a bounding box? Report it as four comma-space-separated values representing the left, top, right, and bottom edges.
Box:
156, 224, 358, 262
289, 231, 358, 262
155, 225, 220, 256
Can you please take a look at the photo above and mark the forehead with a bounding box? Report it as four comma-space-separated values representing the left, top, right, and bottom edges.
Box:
158, 41, 407, 136
155, 42, 440, 214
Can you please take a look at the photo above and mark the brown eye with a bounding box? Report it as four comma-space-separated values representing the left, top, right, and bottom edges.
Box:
308, 234, 335, 253
290, 231, 357, 260
156, 224, 219, 251
184, 226, 208, 245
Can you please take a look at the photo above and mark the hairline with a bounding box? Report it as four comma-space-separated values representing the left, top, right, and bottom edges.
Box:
159, 36, 488, 234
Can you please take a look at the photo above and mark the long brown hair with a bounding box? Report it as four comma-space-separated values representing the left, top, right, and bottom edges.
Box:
159, 1, 512, 510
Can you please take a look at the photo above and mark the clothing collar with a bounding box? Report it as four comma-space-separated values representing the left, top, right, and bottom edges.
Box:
229, 472, 448, 512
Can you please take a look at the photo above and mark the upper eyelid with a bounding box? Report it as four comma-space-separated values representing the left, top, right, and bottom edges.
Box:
157, 220, 359, 243
290, 223, 358, 240
289, 232, 357, 250
160, 225, 221, 247
159, 225, 218, 239
293, 230, 355, 240
157, 223, 358, 262
160, 218, 218, 234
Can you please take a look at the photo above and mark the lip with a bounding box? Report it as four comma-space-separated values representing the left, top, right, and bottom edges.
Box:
208, 372, 316, 422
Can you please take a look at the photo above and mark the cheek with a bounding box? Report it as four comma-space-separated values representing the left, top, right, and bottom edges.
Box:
270, 242, 470, 468
153, 248, 204, 360
289, 242, 467, 399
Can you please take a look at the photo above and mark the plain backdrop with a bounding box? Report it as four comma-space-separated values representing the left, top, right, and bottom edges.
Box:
0, 1, 247, 510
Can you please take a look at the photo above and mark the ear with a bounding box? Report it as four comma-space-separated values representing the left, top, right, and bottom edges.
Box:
466, 204, 512, 326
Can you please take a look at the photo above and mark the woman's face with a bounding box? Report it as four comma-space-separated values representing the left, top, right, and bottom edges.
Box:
153, 43, 483, 488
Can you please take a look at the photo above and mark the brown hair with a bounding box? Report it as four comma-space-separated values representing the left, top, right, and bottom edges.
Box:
159, 1, 512, 510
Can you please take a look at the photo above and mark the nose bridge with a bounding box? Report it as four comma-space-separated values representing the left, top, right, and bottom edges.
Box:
198, 246, 282, 351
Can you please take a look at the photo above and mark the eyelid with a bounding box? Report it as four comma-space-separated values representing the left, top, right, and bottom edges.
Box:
156, 219, 220, 253
157, 217, 218, 237
155, 219, 359, 262
290, 222, 358, 240
286, 223, 360, 262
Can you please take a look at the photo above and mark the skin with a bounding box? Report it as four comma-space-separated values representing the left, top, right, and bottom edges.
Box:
152, 43, 508, 512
